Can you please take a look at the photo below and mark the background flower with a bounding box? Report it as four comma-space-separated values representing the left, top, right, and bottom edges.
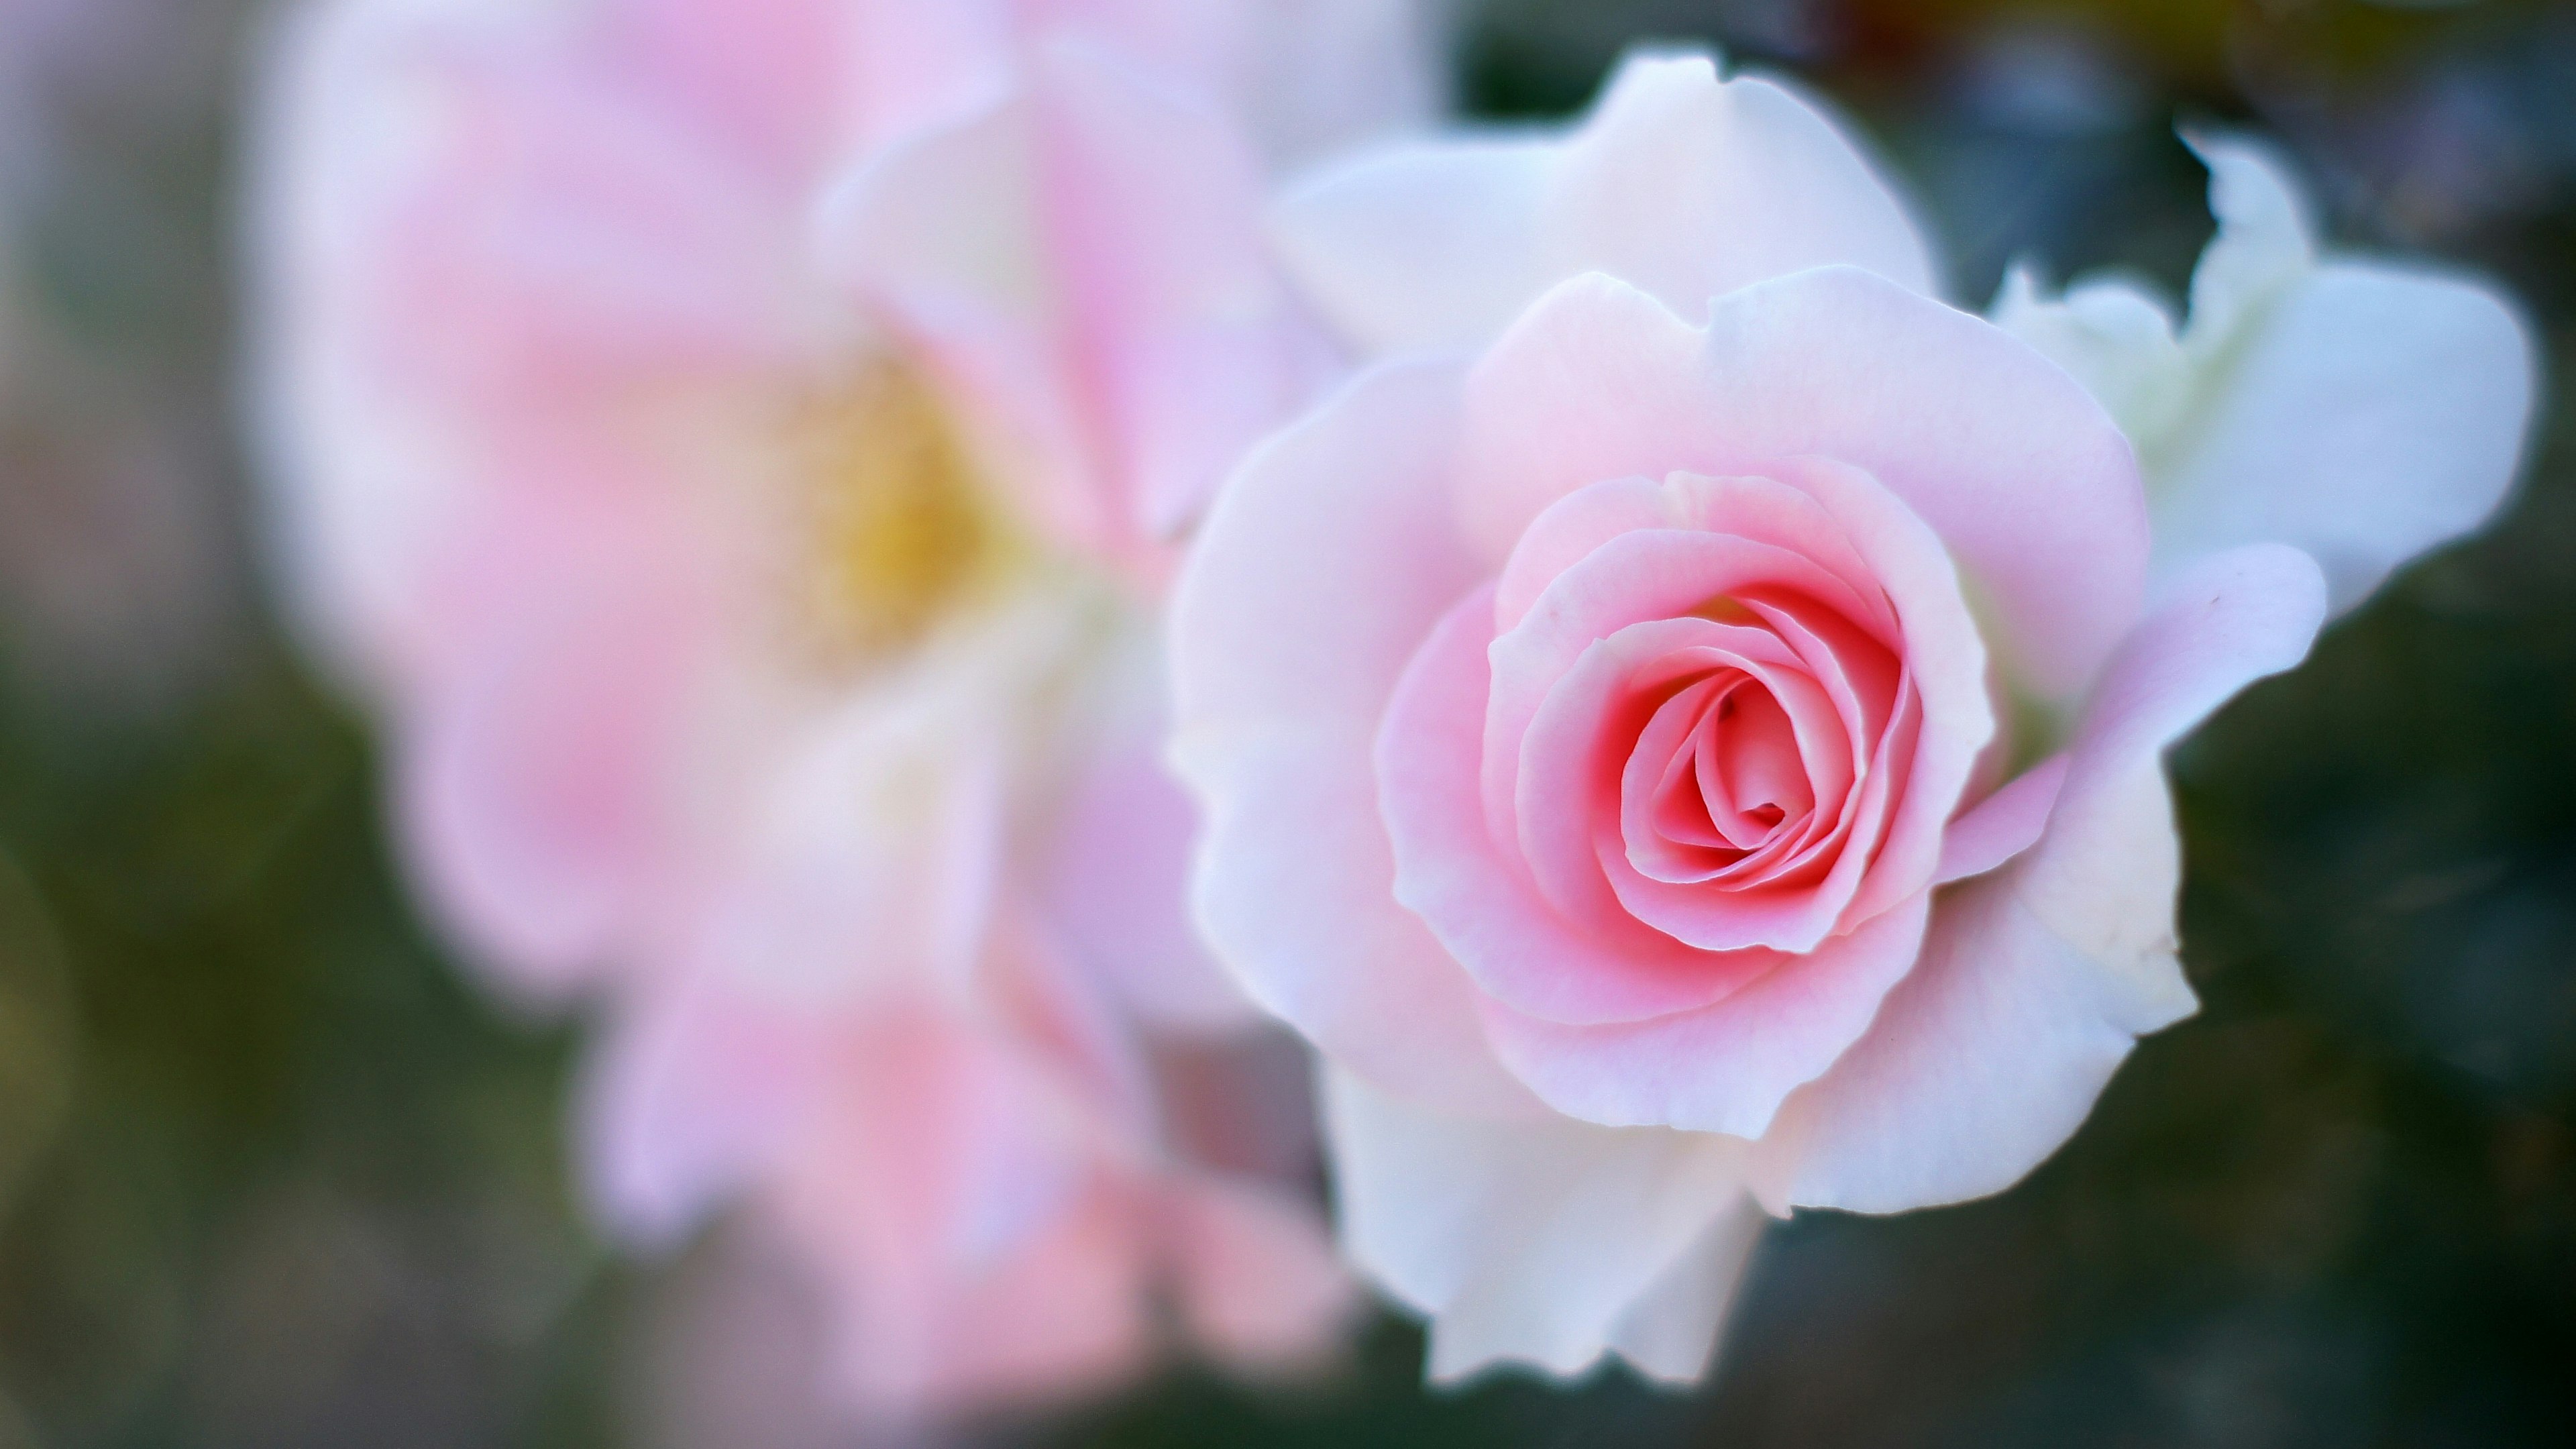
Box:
248, 0, 1444, 1419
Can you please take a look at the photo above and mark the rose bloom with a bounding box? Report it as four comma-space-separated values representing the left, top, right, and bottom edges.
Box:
253, 0, 1440, 1414
1174, 52, 2533, 1382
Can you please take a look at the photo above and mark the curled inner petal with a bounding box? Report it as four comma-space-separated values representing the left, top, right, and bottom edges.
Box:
1496, 470, 1939, 957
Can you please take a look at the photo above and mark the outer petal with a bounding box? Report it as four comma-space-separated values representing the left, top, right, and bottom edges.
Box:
2178, 131, 2317, 354
1932, 753, 2068, 885
761, 1000, 1127, 1414
1750, 545, 2328, 1213
1324, 1067, 1758, 1384
1538, 52, 1937, 317
686, 586, 1106, 1012
1462, 269, 2149, 700
2150, 260, 2536, 611
1600, 1193, 1770, 1383
1998, 133, 2538, 614
1481, 892, 1931, 1138
1273, 50, 1935, 358
789, 1178, 1151, 1415
1988, 265, 2190, 445
829, 40, 1332, 557
249, 0, 820, 684
1169, 359, 1544, 1116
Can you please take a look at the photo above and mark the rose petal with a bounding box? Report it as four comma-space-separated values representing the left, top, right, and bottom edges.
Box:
1321, 1067, 1757, 1384
1599, 1193, 1770, 1383
819, 85, 1104, 551
1033, 627, 1254, 1031
398, 550, 698, 998
1516, 616, 1864, 952
1540, 52, 1938, 315
1480, 890, 1932, 1137
1271, 136, 1556, 356
1933, 753, 2069, 885
1171, 359, 1545, 1115
1487, 525, 1884, 867
1494, 471, 1897, 643
2151, 260, 2535, 611
2179, 131, 2317, 350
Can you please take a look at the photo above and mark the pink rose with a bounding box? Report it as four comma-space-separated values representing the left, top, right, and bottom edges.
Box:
1175, 52, 2386, 1382
253, 0, 1436, 1415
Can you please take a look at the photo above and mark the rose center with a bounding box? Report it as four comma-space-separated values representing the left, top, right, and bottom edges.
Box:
782, 358, 1015, 669
1648, 672, 1812, 860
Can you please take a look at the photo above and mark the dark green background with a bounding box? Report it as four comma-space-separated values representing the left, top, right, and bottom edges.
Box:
3, 1, 2572, 1444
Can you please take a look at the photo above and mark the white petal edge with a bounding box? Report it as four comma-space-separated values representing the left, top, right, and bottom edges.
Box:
1324, 1067, 1760, 1384
1272, 48, 1937, 360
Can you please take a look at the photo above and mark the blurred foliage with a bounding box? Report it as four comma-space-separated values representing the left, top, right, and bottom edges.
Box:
1, 0, 2573, 1445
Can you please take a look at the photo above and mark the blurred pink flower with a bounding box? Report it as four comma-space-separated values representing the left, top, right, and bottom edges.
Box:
1173, 51, 2384, 1383
252, 0, 1434, 1415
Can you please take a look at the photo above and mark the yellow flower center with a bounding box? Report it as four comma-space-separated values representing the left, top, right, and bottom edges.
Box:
785, 359, 1014, 669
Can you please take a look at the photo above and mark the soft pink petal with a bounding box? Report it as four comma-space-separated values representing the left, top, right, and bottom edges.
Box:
689, 698, 1010, 1008
1511, 614, 1865, 953
1219, 0, 1447, 171
1480, 890, 1932, 1137
1749, 545, 2328, 1212
1764, 454, 1992, 924
1169, 359, 1542, 1116
1462, 269, 2148, 700
1485, 527, 1883, 863
789, 1177, 1152, 1415
1599, 1193, 1770, 1383
1493, 471, 1896, 637
612, 0, 865, 181
844, 0, 1015, 151
371, 20, 816, 405
818, 86, 1106, 554
1934, 754, 2068, 885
